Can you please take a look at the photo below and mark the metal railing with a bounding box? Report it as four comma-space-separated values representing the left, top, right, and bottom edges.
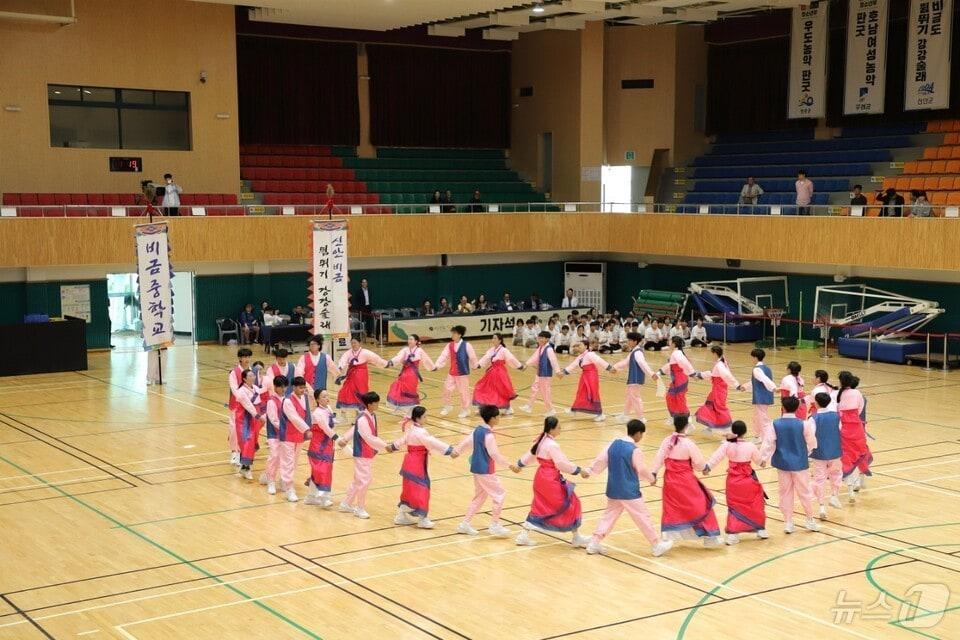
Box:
0, 202, 957, 218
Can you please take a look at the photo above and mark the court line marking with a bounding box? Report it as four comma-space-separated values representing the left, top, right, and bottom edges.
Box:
0, 474, 115, 494
0, 453, 324, 640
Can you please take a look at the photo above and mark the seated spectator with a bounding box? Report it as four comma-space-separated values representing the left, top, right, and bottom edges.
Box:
430, 190, 442, 205
523, 319, 538, 348
598, 320, 619, 354
442, 190, 456, 213
260, 301, 271, 323
560, 288, 578, 308
239, 303, 260, 344
528, 292, 543, 311
420, 299, 435, 317
850, 184, 867, 206
555, 324, 572, 354
437, 297, 453, 315
677, 320, 692, 341
469, 189, 483, 213
643, 320, 666, 351
475, 293, 491, 312
512, 319, 525, 346
499, 292, 516, 312
875, 187, 905, 217
290, 305, 308, 325
262, 308, 281, 327
910, 190, 932, 217
690, 319, 710, 347
456, 295, 475, 314
739, 176, 764, 205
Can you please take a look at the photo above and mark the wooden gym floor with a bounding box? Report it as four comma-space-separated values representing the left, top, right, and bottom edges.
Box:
0, 339, 958, 639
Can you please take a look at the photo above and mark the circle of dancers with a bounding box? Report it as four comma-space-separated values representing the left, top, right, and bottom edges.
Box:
224, 326, 874, 556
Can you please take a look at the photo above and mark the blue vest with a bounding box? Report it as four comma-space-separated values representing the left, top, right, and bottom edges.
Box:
310, 355, 328, 391
469, 426, 493, 474
626, 348, 646, 385
453, 342, 470, 376
278, 395, 311, 442
771, 417, 809, 471
752, 363, 774, 405
810, 411, 842, 460
605, 439, 641, 500
537, 344, 554, 377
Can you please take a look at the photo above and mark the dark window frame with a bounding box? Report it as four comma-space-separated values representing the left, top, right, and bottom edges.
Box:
48, 84, 192, 150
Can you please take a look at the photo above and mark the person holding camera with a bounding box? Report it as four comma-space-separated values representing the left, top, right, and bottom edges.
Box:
161, 173, 182, 216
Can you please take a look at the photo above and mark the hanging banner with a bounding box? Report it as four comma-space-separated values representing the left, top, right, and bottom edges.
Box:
134, 223, 174, 349
788, 2, 830, 119
844, 0, 890, 114
905, 0, 953, 111
310, 219, 350, 350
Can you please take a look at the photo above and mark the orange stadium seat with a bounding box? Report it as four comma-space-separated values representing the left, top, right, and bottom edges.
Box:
916, 160, 933, 173
882, 177, 896, 190
928, 121, 942, 132
923, 148, 938, 159
895, 177, 911, 190
931, 160, 947, 174
923, 177, 941, 191
937, 147, 953, 159
938, 177, 955, 191
951, 147, 960, 159
903, 160, 918, 174
946, 132, 960, 144
948, 192, 960, 205
932, 192, 949, 205
909, 177, 926, 190
947, 160, 960, 173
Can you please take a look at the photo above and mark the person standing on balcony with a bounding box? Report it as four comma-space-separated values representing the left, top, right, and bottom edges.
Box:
795, 170, 814, 215
161, 173, 182, 216
738, 177, 764, 205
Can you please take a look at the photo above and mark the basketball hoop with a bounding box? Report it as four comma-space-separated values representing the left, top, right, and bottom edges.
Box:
765, 308, 784, 327
813, 315, 831, 340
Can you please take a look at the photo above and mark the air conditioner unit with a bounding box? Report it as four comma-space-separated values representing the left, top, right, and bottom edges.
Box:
564, 262, 605, 311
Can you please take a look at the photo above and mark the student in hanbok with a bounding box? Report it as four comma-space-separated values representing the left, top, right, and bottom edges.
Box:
703, 421, 768, 545
695, 345, 745, 434
472, 333, 524, 413
260, 374, 288, 494
780, 361, 808, 419
226, 347, 253, 466
303, 389, 339, 507
806, 369, 838, 415
560, 338, 611, 422
233, 368, 263, 481
609, 331, 656, 423
511, 417, 590, 548
836, 371, 872, 501
658, 337, 698, 422
749, 348, 777, 441
453, 404, 512, 537
584, 419, 674, 557
386, 334, 435, 415
808, 392, 843, 518
650, 416, 722, 547
432, 325, 479, 419
520, 331, 561, 417
336, 391, 392, 519
760, 396, 820, 533
387, 406, 457, 529
336, 338, 389, 412
278, 376, 312, 502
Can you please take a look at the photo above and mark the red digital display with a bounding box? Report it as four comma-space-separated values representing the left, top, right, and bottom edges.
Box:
109, 157, 142, 172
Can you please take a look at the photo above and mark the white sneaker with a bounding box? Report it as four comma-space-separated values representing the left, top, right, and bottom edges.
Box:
756, 529, 769, 539
303, 493, 322, 505
784, 521, 795, 534
488, 523, 509, 537
354, 508, 370, 519
726, 534, 740, 545
614, 413, 628, 424
320, 497, 334, 509
565, 408, 574, 414
338, 501, 354, 513
571, 533, 590, 548
805, 517, 820, 532
829, 495, 842, 509
586, 540, 605, 555
819, 505, 828, 520
703, 536, 722, 547
543, 411, 556, 418
286, 489, 298, 502
652, 540, 674, 557
593, 414, 606, 423
394, 511, 417, 526
857, 476, 866, 490
503, 408, 513, 415
520, 404, 532, 414
515, 530, 535, 546
241, 468, 253, 481
417, 517, 435, 529
439, 406, 451, 417
258, 472, 270, 486
848, 485, 857, 503
267, 482, 276, 495
457, 409, 470, 419
229, 452, 240, 466
457, 521, 479, 536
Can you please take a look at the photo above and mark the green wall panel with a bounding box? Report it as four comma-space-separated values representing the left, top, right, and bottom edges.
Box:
18, 280, 111, 349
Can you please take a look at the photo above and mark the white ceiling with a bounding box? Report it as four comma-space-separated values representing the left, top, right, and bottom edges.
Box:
196, 0, 801, 35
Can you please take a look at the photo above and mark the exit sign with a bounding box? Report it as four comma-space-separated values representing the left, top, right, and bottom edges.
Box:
625, 150, 636, 161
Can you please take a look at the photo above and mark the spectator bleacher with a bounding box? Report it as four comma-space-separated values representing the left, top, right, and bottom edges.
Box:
882, 120, 960, 211
1, 193, 238, 216
671, 124, 928, 214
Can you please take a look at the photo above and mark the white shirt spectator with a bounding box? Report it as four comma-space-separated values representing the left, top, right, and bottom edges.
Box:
691, 324, 708, 342
644, 326, 661, 343
555, 329, 571, 347
739, 181, 764, 205
161, 181, 182, 207
561, 293, 578, 308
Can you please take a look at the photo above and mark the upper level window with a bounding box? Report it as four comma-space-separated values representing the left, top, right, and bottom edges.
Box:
48, 84, 191, 150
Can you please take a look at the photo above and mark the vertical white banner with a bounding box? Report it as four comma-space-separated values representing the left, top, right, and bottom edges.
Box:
311, 219, 350, 347
844, 0, 890, 114
905, 0, 954, 110
135, 223, 174, 349
789, 3, 830, 119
